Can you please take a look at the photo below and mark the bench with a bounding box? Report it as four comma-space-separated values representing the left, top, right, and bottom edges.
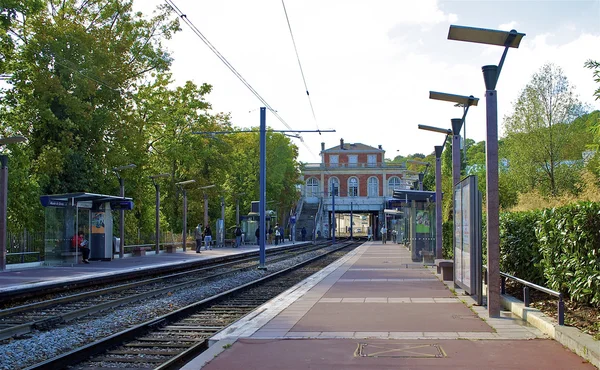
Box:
165, 244, 177, 253
419, 250, 435, 265
435, 259, 454, 281
61, 251, 83, 263
224, 239, 236, 247
132, 246, 151, 256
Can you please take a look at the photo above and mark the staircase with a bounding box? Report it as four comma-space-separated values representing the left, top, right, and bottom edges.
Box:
295, 201, 319, 241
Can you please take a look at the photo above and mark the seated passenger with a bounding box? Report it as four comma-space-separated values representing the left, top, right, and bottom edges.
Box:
72, 231, 90, 263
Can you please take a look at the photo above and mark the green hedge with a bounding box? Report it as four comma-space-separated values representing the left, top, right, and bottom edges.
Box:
499, 202, 600, 307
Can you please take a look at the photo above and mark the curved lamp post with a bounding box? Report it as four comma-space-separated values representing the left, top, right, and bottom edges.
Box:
0, 136, 27, 271
176, 180, 196, 252
448, 24, 525, 318
113, 164, 136, 258
150, 173, 170, 254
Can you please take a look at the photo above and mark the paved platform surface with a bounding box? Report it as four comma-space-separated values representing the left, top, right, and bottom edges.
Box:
186, 241, 596, 370
0, 241, 301, 294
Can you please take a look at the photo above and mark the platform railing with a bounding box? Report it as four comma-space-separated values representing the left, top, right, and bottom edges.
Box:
500, 271, 564, 325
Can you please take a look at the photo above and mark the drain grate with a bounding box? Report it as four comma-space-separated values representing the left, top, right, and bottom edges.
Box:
355, 342, 446, 358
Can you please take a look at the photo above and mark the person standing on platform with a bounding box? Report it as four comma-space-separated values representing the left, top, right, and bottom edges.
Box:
392, 229, 397, 243
234, 225, 242, 248
194, 224, 203, 253
275, 223, 280, 245
203, 224, 212, 250
255, 227, 260, 245
301, 226, 307, 242
381, 225, 388, 244
72, 230, 90, 263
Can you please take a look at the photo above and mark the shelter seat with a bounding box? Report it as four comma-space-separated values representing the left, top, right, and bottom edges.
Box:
435, 259, 454, 281
61, 251, 83, 263
420, 250, 435, 265
165, 244, 177, 253
132, 246, 151, 256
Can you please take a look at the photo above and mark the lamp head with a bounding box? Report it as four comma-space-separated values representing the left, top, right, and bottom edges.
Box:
175, 179, 196, 187
448, 25, 525, 48
113, 164, 136, 172
199, 184, 215, 190
429, 91, 479, 106
0, 135, 27, 145
418, 124, 452, 135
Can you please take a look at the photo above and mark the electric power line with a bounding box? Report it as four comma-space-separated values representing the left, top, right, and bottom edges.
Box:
281, 0, 319, 129
164, 0, 296, 133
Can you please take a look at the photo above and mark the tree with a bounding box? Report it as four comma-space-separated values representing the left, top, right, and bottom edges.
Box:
503, 63, 587, 196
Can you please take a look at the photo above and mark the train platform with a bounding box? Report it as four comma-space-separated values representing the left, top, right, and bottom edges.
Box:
186, 241, 596, 370
0, 241, 303, 296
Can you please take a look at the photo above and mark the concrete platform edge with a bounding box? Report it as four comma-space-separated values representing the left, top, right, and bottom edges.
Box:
179, 338, 236, 370
502, 294, 600, 369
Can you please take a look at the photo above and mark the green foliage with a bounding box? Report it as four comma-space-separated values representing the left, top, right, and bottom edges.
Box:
536, 202, 600, 306
503, 63, 589, 197
442, 221, 453, 259
499, 211, 544, 284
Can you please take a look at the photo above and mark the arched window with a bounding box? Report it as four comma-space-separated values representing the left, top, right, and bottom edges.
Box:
368, 177, 379, 197
388, 177, 402, 196
306, 177, 320, 197
329, 177, 339, 196
348, 177, 358, 197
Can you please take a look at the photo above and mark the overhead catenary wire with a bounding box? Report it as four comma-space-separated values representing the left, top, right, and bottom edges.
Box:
164, 0, 328, 162
164, 0, 297, 134
281, 0, 319, 130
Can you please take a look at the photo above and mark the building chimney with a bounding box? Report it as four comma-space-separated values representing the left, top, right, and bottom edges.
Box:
378, 145, 382, 150
321, 142, 325, 152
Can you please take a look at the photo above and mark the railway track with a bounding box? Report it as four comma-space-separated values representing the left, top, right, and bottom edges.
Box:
0, 242, 332, 342
25, 240, 359, 370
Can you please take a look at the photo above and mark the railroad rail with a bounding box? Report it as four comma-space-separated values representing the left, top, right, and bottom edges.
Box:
24, 240, 359, 370
0, 242, 331, 341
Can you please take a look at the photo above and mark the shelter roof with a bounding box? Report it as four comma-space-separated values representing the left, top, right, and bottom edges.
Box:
40, 192, 132, 207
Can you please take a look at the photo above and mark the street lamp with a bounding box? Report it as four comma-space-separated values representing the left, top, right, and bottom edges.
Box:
150, 173, 169, 254
407, 160, 431, 191
176, 180, 196, 252
235, 192, 245, 227
429, 91, 479, 161
0, 135, 27, 271
447, 24, 525, 318
199, 184, 215, 228
112, 163, 136, 259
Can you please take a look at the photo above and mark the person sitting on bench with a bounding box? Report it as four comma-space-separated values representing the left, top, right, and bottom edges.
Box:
72, 230, 90, 263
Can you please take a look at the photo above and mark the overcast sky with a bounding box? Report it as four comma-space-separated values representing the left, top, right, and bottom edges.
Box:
134, 0, 600, 163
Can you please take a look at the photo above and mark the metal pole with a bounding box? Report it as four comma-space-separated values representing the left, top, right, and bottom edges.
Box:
350, 201, 353, 240
221, 196, 225, 247
483, 65, 500, 317
418, 173, 424, 191
119, 178, 125, 259
434, 146, 443, 259
259, 107, 267, 268
182, 188, 188, 252
155, 183, 160, 254
203, 193, 209, 228
451, 118, 463, 188
331, 186, 336, 244
463, 106, 467, 162
0, 156, 7, 271
236, 197, 240, 227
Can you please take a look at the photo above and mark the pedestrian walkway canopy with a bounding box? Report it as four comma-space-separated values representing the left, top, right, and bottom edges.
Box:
39, 193, 133, 266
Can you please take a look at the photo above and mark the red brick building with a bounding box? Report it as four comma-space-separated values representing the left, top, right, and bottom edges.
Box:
299, 142, 417, 238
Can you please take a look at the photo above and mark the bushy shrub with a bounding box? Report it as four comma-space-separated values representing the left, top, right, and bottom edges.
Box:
442, 221, 453, 259
536, 202, 600, 306
499, 210, 544, 285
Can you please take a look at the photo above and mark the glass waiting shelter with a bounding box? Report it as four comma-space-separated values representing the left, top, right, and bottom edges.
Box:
40, 193, 133, 266
388, 189, 437, 262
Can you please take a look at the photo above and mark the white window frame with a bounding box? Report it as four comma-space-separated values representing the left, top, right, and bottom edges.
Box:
388, 176, 402, 196
348, 177, 358, 197
348, 155, 358, 168
329, 155, 339, 168
329, 177, 339, 196
367, 154, 377, 167
368, 177, 379, 197
306, 177, 320, 197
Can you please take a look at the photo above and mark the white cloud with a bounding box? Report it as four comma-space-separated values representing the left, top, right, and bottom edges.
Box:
133, 1, 600, 164
498, 21, 518, 31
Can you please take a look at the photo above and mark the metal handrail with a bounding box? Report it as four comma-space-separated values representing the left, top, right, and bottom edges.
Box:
500, 271, 564, 325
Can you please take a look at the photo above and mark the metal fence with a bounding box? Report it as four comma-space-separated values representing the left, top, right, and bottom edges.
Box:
6, 230, 44, 264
